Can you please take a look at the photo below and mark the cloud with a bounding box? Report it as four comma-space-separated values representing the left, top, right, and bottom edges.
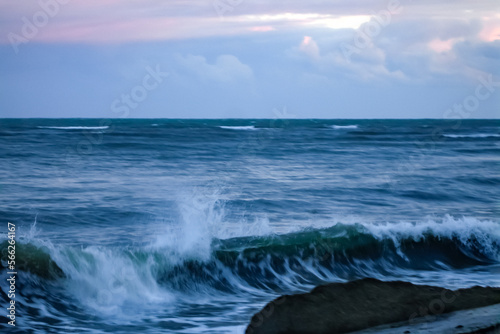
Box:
283, 12, 499, 84
454, 40, 500, 75
428, 38, 457, 53
299, 36, 320, 59
479, 18, 500, 42
176, 54, 253, 82
1, 0, 497, 44
288, 34, 406, 82
249, 26, 275, 32
1, 0, 499, 118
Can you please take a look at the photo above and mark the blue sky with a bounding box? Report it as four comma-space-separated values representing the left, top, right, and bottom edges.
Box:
0, 0, 499, 118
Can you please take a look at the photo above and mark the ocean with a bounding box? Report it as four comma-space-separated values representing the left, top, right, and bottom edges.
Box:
1, 118, 499, 333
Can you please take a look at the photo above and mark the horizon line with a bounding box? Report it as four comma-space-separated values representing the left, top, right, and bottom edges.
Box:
1, 117, 500, 121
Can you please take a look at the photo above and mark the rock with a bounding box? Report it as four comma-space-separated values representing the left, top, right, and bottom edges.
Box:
246, 278, 500, 334
462, 324, 500, 334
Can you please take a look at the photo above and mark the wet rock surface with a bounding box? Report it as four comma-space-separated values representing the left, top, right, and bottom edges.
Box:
246, 278, 500, 334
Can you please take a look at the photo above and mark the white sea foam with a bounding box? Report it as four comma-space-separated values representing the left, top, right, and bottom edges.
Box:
151, 188, 273, 259
361, 215, 500, 261
9, 223, 173, 319
331, 125, 358, 129
219, 125, 257, 130
52, 245, 173, 318
38, 126, 109, 130
444, 133, 500, 138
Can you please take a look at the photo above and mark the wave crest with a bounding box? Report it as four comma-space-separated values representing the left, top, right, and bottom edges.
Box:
331, 125, 358, 129
444, 133, 500, 138
38, 126, 109, 130
4, 217, 498, 296
219, 126, 257, 130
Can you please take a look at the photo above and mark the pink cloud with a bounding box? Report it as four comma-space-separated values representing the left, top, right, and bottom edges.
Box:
0, 0, 499, 45
428, 38, 455, 53
479, 19, 500, 42
299, 36, 320, 59
249, 26, 275, 32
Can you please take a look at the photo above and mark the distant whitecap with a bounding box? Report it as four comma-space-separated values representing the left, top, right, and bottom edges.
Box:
331, 125, 358, 129
444, 133, 500, 138
219, 125, 257, 130
38, 126, 109, 130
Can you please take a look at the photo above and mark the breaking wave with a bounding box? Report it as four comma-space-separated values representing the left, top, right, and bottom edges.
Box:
2, 217, 499, 311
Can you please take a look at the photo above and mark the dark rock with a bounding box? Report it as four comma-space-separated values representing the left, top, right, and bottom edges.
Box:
463, 324, 500, 334
246, 278, 500, 334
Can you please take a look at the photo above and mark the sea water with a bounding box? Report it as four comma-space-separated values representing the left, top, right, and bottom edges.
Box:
1, 119, 499, 333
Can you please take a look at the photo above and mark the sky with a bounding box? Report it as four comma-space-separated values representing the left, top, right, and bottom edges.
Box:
0, 0, 499, 118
